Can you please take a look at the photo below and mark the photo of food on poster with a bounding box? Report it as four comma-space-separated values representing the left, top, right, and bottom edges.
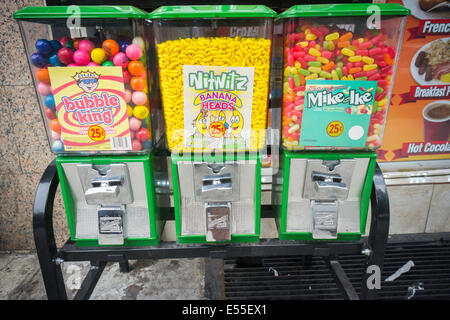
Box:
378, 0, 449, 161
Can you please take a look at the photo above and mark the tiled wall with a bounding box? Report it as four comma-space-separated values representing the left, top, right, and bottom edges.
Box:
0, 0, 69, 250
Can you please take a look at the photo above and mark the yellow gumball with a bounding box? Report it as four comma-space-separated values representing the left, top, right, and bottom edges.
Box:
91, 48, 107, 64
127, 104, 133, 117
133, 105, 149, 119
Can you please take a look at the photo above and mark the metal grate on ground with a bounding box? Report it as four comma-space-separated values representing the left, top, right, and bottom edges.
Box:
224, 235, 450, 300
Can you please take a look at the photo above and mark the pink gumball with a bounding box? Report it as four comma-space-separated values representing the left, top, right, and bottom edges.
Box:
130, 130, 136, 140
132, 91, 147, 105
122, 70, 131, 83
113, 52, 129, 69
60, 36, 70, 48
125, 89, 132, 103
129, 117, 141, 131
132, 139, 142, 151
38, 82, 52, 96
87, 62, 99, 67
45, 108, 56, 120
125, 44, 142, 61
78, 39, 95, 53
73, 49, 90, 65
67, 63, 79, 67
51, 130, 61, 140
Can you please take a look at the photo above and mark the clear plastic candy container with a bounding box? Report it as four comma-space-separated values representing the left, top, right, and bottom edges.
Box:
277, 4, 409, 151
14, 6, 155, 154
149, 5, 276, 152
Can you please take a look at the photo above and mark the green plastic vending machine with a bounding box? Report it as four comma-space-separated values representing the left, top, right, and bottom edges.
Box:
273, 4, 409, 240
149, 5, 276, 243
15, 6, 168, 246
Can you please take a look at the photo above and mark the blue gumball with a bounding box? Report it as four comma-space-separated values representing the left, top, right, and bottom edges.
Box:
119, 40, 130, 53
35, 39, 53, 56
51, 140, 64, 153
48, 53, 62, 66
142, 140, 151, 150
49, 40, 63, 53
45, 94, 55, 110
30, 52, 48, 68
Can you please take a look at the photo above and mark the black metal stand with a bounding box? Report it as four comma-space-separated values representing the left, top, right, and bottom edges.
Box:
33, 160, 389, 300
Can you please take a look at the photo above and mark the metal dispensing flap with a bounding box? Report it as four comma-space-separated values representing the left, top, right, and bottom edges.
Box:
205, 202, 231, 242
311, 200, 338, 239
97, 205, 125, 245
193, 162, 240, 202
77, 163, 133, 205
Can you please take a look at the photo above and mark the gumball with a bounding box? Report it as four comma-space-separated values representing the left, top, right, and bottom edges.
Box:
45, 107, 56, 120
113, 52, 129, 69
142, 140, 151, 150
36, 68, 50, 84
133, 105, 149, 119
73, 39, 81, 50
57, 48, 74, 65
127, 104, 133, 117
132, 91, 147, 105
125, 44, 142, 61
102, 61, 114, 67
60, 36, 70, 48
87, 62, 100, 67
122, 70, 131, 83
130, 76, 146, 91
35, 39, 53, 56
125, 89, 132, 103
129, 117, 141, 131
73, 49, 90, 65
102, 39, 119, 56
49, 40, 62, 53
48, 53, 63, 66
132, 37, 145, 49
50, 119, 61, 133
91, 48, 107, 64
128, 61, 144, 76
51, 130, 61, 140
136, 128, 150, 142
130, 130, 136, 140
51, 140, 64, 153
30, 52, 48, 68
38, 82, 52, 96
131, 139, 142, 151
44, 94, 55, 109
64, 39, 74, 49
119, 40, 130, 53
78, 39, 95, 54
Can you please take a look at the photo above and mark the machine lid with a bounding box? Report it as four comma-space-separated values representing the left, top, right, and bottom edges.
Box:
148, 5, 277, 19
13, 5, 147, 20
278, 3, 410, 19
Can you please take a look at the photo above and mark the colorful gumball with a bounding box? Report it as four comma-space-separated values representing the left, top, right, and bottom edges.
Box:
119, 40, 130, 53
48, 53, 63, 66
64, 39, 74, 49
125, 44, 142, 61
51, 130, 61, 140
132, 91, 147, 105
30, 52, 48, 68
49, 40, 62, 53
128, 61, 145, 76
73, 39, 81, 50
38, 82, 52, 96
78, 39, 95, 53
127, 104, 133, 117
91, 48, 107, 64
60, 36, 70, 47
132, 37, 145, 49
44, 94, 55, 109
73, 49, 90, 65
122, 70, 131, 83
51, 140, 64, 153
57, 48, 74, 65
131, 139, 142, 151
102, 39, 119, 56
87, 62, 100, 67
45, 107, 56, 120
36, 68, 50, 84
130, 76, 146, 91
50, 119, 61, 133
129, 117, 141, 131
113, 52, 129, 69
125, 89, 132, 103
35, 39, 53, 56
136, 128, 150, 142
102, 61, 114, 66
133, 105, 149, 120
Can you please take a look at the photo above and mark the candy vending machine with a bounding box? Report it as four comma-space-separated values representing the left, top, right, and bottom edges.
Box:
149, 5, 276, 243
15, 6, 167, 246
273, 3, 409, 240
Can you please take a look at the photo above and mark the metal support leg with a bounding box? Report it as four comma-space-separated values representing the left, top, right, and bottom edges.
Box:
33, 159, 68, 300
204, 258, 225, 300
74, 261, 106, 300
360, 163, 390, 300
119, 261, 130, 273
325, 258, 359, 300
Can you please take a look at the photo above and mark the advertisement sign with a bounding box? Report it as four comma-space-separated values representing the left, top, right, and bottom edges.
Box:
48, 66, 131, 151
379, 0, 449, 161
